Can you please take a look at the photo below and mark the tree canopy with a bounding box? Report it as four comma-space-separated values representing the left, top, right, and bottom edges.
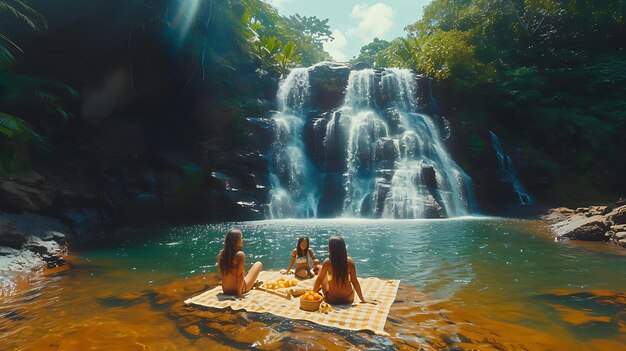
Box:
375, 0, 626, 201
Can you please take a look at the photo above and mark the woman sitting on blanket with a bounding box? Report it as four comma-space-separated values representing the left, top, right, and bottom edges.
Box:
218, 228, 263, 296
313, 236, 376, 305
282, 236, 322, 278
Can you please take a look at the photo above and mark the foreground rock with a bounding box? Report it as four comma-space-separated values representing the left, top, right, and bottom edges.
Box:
545, 200, 626, 247
0, 212, 69, 272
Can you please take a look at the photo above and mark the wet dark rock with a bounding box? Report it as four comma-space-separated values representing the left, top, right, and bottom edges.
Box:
0, 180, 53, 213
375, 138, 397, 168
352, 62, 372, 70
243, 117, 273, 152
6, 171, 47, 187
317, 173, 345, 218
384, 108, 403, 135
55, 189, 103, 208
0, 212, 69, 272
606, 204, 626, 225
60, 208, 106, 238
424, 195, 445, 219
421, 167, 438, 190
309, 62, 351, 111
303, 115, 330, 168
0, 217, 26, 248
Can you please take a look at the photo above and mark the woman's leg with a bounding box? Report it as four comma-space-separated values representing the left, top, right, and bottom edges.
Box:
243, 261, 263, 293
295, 268, 309, 279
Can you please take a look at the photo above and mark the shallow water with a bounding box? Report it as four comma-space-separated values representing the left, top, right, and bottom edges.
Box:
1, 217, 625, 350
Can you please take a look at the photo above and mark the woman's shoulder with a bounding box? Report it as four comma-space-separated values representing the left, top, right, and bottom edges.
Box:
291, 248, 297, 255
347, 256, 355, 265
235, 250, 245, 259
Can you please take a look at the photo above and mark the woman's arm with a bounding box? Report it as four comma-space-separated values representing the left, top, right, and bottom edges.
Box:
283, 249, 297, 274
308, 248, 317, 262
313, 258, 329, 292
235, 251, 245, 294
349, 257, 375, 304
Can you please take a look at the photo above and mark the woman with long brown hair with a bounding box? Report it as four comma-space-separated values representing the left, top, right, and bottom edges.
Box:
218, 228, 263, 296
282, 236, 321, 278
313, 236, 375, 304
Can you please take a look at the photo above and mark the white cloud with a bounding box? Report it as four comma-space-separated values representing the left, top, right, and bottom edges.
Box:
323, 29, 348, 62
349, 3, 395, 43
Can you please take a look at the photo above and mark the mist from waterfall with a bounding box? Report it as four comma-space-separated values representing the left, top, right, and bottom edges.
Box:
268, 66, 475, 218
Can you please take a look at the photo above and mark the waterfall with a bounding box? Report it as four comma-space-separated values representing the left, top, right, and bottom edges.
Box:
268, 66, 475, 218
268, 68, 318, 218
489, 131, 532, 205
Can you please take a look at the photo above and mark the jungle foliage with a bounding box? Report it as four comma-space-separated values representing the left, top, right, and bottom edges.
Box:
0, 0, 332, 174
375, 0, 626, 201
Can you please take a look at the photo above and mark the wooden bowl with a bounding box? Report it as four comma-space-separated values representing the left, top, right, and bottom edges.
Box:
300, 296, 323, 311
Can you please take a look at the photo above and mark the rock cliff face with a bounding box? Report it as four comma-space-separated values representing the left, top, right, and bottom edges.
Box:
545, 200, 626, 247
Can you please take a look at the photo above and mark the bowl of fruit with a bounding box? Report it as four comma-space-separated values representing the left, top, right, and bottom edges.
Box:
299, 290, 323, 311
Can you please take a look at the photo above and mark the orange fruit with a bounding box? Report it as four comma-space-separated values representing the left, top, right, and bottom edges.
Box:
314, 293, 321, 300
306, 295, 315, 301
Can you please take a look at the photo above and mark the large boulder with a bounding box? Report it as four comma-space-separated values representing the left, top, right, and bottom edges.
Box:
0, 216, 26, 248
0, 212, 69, 272
606, 204, 626, 225
308, 62, 351, 111
0, 180, 52, 213
552, 214, 609, 241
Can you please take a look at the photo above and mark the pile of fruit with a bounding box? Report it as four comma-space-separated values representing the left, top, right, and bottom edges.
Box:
263, 277, 298, 289
300, 291, 323, 302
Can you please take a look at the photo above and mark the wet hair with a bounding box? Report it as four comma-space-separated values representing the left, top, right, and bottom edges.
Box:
328, 236, 348, 286
218, 228, 242, 277
296, 236, 310, 258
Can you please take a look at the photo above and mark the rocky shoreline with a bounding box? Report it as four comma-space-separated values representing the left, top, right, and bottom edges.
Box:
0, 211, 68, 273
544, 200, 626, 247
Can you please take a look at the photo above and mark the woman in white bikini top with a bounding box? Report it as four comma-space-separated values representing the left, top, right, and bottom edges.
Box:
282, 236, 321, 279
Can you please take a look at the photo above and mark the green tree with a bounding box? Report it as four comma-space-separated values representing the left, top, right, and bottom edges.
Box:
351, 38, 390, 67
378, 0, 626, 199
0, 0, 46, 70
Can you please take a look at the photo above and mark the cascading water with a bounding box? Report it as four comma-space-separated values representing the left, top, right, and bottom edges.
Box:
268, 65, 475, 218
489, 131, 532, 205
334, 69, 473, 218
268, 68, 318, 218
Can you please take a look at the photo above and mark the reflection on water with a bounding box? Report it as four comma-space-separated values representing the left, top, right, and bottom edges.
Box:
1, 217, 625, 350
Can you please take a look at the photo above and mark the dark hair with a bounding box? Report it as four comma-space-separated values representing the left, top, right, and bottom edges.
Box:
218, 228, 242, 276
328, 236, 348, 286
296, 236, 310, 257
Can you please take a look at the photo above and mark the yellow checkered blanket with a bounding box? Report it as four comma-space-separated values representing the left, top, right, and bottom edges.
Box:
184, 270, 399, 335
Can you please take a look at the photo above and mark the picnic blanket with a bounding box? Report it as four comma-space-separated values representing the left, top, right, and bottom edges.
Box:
184, 270, 400, 336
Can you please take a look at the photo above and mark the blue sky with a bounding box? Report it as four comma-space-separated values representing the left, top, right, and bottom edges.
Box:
265, 1, 432, 62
